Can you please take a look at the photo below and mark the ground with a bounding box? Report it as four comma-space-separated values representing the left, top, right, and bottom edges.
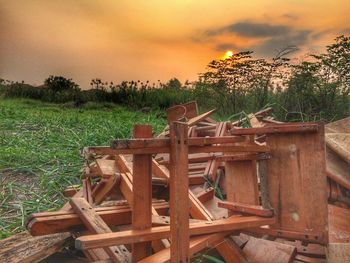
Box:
0, 99, 165, 238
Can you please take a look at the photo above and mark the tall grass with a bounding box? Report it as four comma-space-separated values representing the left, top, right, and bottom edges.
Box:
0, 98, 165, 238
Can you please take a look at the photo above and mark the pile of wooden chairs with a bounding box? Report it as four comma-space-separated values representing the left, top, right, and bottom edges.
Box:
2, 101, 350, 262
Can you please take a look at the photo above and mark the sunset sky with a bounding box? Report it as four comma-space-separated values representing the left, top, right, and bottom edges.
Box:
1, 0, 349, 87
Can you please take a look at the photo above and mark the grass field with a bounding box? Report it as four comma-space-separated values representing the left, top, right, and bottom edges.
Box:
0, 98, 166, 238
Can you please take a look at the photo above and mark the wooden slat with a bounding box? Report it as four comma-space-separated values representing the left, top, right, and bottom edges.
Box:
231, 123, 319, 135
138, 232, 232, 263
225, 159, 259, 208
112, 136, 245, 150
27, 201, 169, 236
0, 231, 72, 263
132, 125, 153, 261
169, 122, 190, 262
218, 201, 273, 217
76, 216, 276, 250
88, 144, 268, 155
70, 198, 130, 262
243, 237, 296, 263
215, 238, 249, 263
96, 159, 117, 177
166, 101, 198, 123
196, 187, 214, 203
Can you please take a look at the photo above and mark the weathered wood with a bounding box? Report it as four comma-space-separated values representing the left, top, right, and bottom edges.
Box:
196, 187, 214, 203
326, 148, 350, 190
132, 125, 153, 261
215, 237, 249, 263
169, 122, 190, 262
259, 123, 328, 244
327, 243, 350, 263
328, 204, 350, 243
76, 216, 276, 250
138, 232, 232, 263
112, 136, 245, 150
70, 198, 130, 262
326, 133, 350, 164
218, 201, 273, 217
96, 159, 117, 177
89, 143, 268, 155
63, 185, 79, 197
27, 201, 169, 236
231, 123, 319, 135
243, 237, 296, 263
93, 175, 119, 204
166, 101, 198, 123
225, 159, 259, 208
0, 231, 72, 263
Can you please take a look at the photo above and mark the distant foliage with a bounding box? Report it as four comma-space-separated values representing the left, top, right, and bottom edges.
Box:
1, 35, 349, 122
44, 75, 80, 92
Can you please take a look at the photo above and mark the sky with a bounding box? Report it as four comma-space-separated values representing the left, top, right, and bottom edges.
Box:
1, 0, 349, 88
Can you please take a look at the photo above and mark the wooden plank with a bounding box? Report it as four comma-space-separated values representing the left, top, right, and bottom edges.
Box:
248, 113, 264, 128
326, 133, 350, 164
225, 159, 259, 208
89, 143, 269, 155
27, 201, 169, 236
166, 101, 198, 123
112, 136, 245, 150
138, 232, 232, 263
0, 231, 72, 263
70, 198, 131, 262
93, 175, 119, 204
328, 204, 350, 243
260, 123, 328, 244
169, 121, 190, 262
325, 116, 350, 134
232, 107, 273, 127
243, 237, 296, 263
218, 201, 273, 217
132, 125, 153, 261
96, 159, 117, 177
215, 237, 249, 263
327, 243, 350, 263
75, 216, 276, 250
231, 123, 319, 135
326, 148, 350, 190
196, 187, 214, 203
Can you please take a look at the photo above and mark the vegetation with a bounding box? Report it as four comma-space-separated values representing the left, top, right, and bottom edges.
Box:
1, 35, 349, 122
0, 99, 165, 238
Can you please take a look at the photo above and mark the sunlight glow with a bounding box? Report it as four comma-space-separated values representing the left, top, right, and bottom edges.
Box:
222, 50, 234, 59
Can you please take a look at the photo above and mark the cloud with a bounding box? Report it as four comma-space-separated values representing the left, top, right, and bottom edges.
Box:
202, 21, 312, 57
215, 43, 238, 52
253, 30, 311, 57
207, 22, 290, 38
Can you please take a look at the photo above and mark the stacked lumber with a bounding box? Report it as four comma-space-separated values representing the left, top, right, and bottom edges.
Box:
1, 101, 349, 262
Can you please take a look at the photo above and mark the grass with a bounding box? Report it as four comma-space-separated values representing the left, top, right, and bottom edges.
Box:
0, 98, 166, 238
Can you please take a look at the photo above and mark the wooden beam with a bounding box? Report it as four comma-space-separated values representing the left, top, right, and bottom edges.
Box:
76, 216, 276, 250
218, 201, 273, 217
87, 144, 269, 155
138, 232, 233, 263
70, 198, 130, 262
0, 231, 72, 263
27, 201, 169, 236
111, 136, 245, 150
169, 121, 190, 262
231, 123, 319, 135
132, 125, 153, 261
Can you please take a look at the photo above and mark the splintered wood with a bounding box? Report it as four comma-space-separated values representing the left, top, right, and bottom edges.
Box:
14, 102, 349, 263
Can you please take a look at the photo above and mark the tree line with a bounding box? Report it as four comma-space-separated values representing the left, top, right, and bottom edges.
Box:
1, 35, 349, 122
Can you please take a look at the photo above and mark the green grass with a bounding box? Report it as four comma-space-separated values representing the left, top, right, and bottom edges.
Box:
0, 98, 166, 238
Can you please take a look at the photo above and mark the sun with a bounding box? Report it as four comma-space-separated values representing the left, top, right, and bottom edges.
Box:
222, 50, 234, 59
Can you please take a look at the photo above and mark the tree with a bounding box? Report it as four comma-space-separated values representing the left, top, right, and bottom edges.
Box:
44, 75, 80, 92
